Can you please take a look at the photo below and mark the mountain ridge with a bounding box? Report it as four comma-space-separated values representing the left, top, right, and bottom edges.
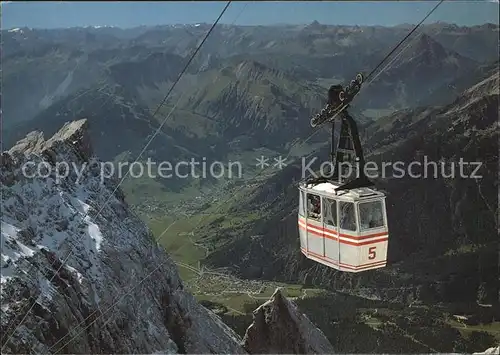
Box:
1, 119, 337, 354
4, 22, 498, 130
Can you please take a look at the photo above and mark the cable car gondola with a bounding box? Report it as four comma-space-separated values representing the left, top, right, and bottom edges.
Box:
298, 73, 389, 272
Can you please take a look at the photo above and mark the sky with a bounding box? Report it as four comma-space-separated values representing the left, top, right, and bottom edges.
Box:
1, 1, 499, 30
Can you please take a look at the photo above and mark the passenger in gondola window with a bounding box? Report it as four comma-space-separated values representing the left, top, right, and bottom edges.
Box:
371, 209, 384, 228
340, 202, 356, 231
359, 201, 384, 230
323, 199, 336, 226
307, 195, 321, 220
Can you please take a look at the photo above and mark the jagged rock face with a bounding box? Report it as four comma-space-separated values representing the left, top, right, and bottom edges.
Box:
243, 288, 335, 354
1, 119, 245, 354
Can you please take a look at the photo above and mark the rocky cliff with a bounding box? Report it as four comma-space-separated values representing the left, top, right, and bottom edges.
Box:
1, 119, 337, 354
0, 119, 246, 354
243, 288, 335, 354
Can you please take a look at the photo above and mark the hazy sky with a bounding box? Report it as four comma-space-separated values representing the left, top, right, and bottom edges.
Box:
2, 1, 499, 29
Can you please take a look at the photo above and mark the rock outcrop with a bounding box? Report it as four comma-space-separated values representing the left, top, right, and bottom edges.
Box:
1, 119, 246, 354
243, 288, 335, 354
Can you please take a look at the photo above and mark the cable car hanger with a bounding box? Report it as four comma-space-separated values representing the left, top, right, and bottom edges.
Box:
306, 0, 445, 193
298, 0, 445, 273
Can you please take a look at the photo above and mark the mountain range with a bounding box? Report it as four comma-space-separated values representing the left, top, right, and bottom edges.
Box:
2, 21, 499, 353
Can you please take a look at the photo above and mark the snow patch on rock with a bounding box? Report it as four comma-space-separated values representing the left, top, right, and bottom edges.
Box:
1, 119, 245, 354
474, 346, 500, 354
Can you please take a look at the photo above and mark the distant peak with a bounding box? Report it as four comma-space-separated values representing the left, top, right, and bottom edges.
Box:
418, 33, 435, 44
232, 59, 269, 80
404, 33, 449, 61
416, 33, 438, 50
237, 59, 267, 70
305, 20, 324, 29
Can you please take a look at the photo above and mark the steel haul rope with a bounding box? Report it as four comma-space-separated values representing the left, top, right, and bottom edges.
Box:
5, 1, 447, 353
1, 2, 233, 354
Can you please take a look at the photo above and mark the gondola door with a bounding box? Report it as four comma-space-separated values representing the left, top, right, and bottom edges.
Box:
298, 189, 310, 255
338, 201, 358, 270
322, 197, 340, 269
305, 193, 324, 258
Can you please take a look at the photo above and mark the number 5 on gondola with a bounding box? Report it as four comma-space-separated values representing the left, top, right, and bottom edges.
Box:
298, 184, 389, 272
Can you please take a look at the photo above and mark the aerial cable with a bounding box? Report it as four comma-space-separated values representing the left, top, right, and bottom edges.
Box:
50, 8, 453, 342
261, 0, 448, 187
46, 1, 245, 351
47, 1, 233, 351
2, 2, 232, 354
292, 30, 435, 181
149, 1, 231, 120
92, 0, 232, 225
365, 0, 445, 82
8, 0, 440, 351
0, 252, 73, 352
42, 3, 239, 354
306, 0, 446, 133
